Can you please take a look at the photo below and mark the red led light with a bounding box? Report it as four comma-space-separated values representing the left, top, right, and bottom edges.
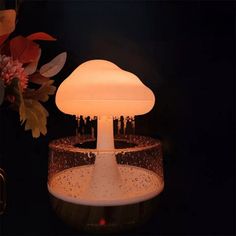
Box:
99, 218, 106, 226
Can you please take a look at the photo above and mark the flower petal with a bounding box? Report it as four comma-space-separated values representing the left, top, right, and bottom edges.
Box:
24, 49, 41, 75
10, 36, 40, 64
0, 33, 9, 46
0, 9, 16, 36
27, 32, 56, 41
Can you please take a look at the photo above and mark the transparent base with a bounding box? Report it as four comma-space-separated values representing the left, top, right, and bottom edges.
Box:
48, 135, 163, 233
49, 192, 161, 234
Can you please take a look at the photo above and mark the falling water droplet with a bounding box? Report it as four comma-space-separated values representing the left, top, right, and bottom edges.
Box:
132, 116, 135, 135
76, 115, 80, 136
118, 117, 121, 135
91, 127, 95, 139
124, 116, 128, 135
84, 116, 87, 125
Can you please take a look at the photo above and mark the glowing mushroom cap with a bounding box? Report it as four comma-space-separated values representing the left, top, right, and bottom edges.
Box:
56, 60, 155, 117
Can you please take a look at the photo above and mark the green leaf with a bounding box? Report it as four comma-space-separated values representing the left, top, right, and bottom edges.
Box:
5, 78, 23, 108
23, 80, 56, 102
20, 99, 49, 138
29, 72, 50, 85
6, 78, 50, 138
39, 52, 67, 77
0, 79, 5, 105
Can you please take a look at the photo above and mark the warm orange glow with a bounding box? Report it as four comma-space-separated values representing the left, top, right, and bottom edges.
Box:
54, 59, 157, 203
55, 59, 155, 117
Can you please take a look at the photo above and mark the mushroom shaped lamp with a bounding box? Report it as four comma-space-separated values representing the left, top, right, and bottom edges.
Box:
48, 59, 164, 232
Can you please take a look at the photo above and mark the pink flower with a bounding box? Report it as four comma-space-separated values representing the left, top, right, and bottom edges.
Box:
0, 54, 28, 90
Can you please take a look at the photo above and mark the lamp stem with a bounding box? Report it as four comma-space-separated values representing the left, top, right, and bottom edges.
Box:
87, 116, 123, 199
97, 116, 114, 150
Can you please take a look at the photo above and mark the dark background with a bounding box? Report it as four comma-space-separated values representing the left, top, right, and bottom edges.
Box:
0, 1, 235, 235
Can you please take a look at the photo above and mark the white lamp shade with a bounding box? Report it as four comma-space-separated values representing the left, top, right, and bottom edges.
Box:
56, 59, 155, 117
